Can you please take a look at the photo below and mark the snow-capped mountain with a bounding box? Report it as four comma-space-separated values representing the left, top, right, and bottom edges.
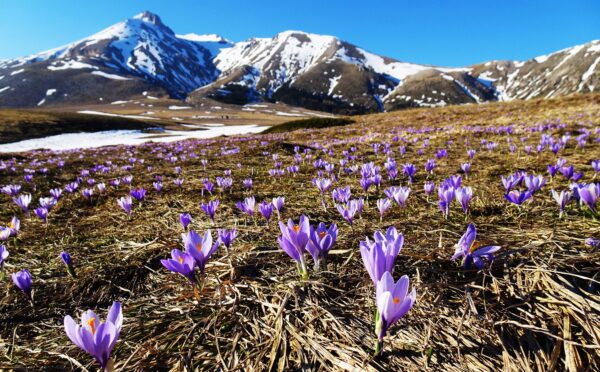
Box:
0, 11, 598, 113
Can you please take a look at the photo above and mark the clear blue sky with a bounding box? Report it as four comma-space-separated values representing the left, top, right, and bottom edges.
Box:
1, 0, 598, 66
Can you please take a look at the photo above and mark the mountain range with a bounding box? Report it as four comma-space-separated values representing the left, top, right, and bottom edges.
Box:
0, 11, 598, 114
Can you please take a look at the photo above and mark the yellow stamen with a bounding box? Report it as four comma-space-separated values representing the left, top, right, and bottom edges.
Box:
178, 256, 183, 264
9, 222, 14, 229
87, 318, 96, 335
393, 297, 400, 305
293, 225, 300, 233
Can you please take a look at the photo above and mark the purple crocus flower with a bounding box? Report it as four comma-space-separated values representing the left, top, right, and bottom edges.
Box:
8, 216, 19, 236
385, 186, 410, 208
64, 301, 123, 370
201, 200, 220, 224
82, 188, 94, 200
561, 165, 575, 180
153, 181, 163, 193
585, 238, 599, 248
272, 196, 285, 219
161, 249, 197, 283
243, 178, 253, 190
13, 194, 32, 215
180, 213, 192, 230
377, 198, 392, 221
504, 190, 532, 205
451, 223, 501, 270
592, 160, 600, 178
438, 186, 455, 218
579, 183, 598, 213
218, 228, 238, 254
461, 162, 471, 175
130, 188, 146, 201
35, 207, 49, 224
11, 268, 32, 301
236, 196, 256, 218
1, 184, 21, 196
336, 200, 359, 225
455, 186, 473, 214
332, 186, 352, 204
524, 174, 547, 194
60, 251, 76, 277
0, 245, 8, 269
259, 200, 274, 224
181, 230, 219, 274
551, 189, 573, 217
117, 196, 133, 216
423, 182, 435, 196
50, 188, 62, 200
360, 227, 404, 286
277, 215, 311, 279
173, 178, 184, 188
306, 222, 338, 269
374, 271, 416, 354
425, 159, 436, 174
402, 163, 416, 183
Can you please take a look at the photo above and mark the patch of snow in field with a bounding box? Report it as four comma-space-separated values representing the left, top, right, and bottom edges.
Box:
0, 86, 10, 93
168, 105, 192, 110
37, 98, 46, 106
48, 60, 98, 70
10, 69, 25, 76
0, 75, 4, 80
46, 89, 57, 96
111, 100, 131, 105
0, 125, 269, 153
77, 110, 159, 120
275, 111, 305, 117
91, 71, 132, 80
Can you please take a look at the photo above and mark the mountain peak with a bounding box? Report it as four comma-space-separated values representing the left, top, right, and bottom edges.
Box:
132, 11, 164, 26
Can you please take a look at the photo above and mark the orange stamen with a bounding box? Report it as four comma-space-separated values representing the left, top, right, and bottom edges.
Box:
393, 297, 400, 305
319, 232, 326, 239
196, 243, 202, 252
87, 318, 96, 335
293, 225, 300, 233
178, 256, 183, 264
469, 241, 481, 253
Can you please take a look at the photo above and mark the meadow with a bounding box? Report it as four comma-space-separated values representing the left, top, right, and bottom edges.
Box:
0, 94, 599, 371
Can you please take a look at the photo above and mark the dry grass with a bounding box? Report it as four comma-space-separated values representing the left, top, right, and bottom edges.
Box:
0, 94, 599, 371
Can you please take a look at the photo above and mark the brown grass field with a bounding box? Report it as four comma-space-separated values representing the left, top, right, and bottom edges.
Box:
0, 94, 599, 371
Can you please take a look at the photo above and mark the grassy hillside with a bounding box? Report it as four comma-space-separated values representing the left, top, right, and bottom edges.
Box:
263, 117, 355, 133
0, 93, 599, 371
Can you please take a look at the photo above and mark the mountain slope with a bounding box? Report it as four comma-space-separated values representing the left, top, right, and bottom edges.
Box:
0, 11, 231, 107
0, 11, 598, 114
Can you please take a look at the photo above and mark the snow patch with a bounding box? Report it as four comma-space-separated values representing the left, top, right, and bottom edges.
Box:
91, 70, 132, 80
48, 60, 98, 70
